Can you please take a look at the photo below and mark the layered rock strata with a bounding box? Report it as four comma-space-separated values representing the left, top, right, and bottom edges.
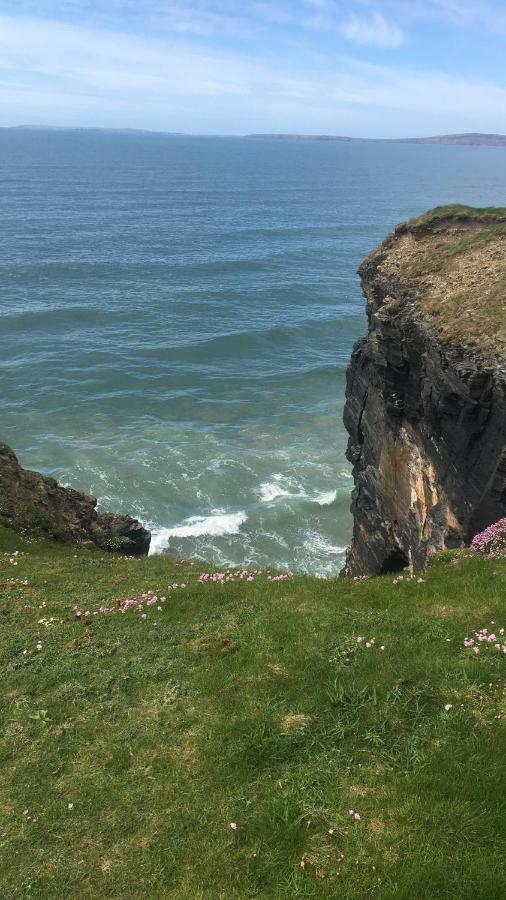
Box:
0, 443, 150, 555
343, 206, 506, 576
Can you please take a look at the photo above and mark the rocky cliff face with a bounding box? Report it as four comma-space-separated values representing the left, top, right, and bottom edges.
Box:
343, 206, 506, 576
0, 444, 151, 555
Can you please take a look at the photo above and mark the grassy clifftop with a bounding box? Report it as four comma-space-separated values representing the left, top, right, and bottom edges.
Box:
372, 205, 506, 359
1, 525, 505, 898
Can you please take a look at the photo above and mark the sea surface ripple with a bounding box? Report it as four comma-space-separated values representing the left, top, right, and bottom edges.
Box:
1, 132, 505, 573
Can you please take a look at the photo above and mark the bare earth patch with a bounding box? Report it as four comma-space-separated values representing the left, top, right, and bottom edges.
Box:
280, 714, 313, 730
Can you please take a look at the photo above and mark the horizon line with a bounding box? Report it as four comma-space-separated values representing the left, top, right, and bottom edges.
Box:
1, 125, 506, 145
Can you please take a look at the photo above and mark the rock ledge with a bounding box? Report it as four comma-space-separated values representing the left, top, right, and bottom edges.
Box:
0, 444, 150, 555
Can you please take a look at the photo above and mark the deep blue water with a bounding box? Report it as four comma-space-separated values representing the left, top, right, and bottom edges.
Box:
1, 131, 505, 573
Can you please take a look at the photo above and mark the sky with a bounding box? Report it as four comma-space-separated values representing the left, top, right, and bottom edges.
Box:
0, 1, 506, 136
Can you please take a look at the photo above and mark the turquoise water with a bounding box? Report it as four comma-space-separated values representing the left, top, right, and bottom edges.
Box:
1, 132, 505, 574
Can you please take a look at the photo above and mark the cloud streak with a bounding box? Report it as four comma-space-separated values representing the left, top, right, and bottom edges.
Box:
340, 12, 404, 47
0, 7, 504, 134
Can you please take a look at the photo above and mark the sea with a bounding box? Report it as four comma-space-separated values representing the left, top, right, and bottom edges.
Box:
1, 130, 504, 574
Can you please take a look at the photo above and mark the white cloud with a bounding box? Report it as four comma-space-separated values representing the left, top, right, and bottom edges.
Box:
0, 13, 504, 134
153, 4, 251, 38
340, 11, 404, 46
380, 0, 506, 34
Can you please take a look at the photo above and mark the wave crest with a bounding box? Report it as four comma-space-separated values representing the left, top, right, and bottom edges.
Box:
150, 509, 247, 554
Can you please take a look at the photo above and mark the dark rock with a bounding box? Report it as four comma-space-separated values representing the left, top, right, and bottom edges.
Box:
0, 443, 150, 555
342, 210, 506, 576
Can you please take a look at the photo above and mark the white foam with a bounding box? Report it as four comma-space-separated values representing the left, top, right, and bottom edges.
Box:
314, 489, 337, 506
149, 510, 247, 555
303, 532, 347, 557
259, 482, 294, 502
260, 480, 337, 507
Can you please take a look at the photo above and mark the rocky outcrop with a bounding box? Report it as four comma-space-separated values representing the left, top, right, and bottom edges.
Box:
0, 443, 150, 555
343, 206, 506, 576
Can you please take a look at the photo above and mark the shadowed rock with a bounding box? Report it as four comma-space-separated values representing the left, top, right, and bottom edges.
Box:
342, 205, 506, 576
0, 443, 150, 555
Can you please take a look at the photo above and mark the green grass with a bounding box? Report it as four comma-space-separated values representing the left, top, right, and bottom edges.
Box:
406, 204, 506, 228
1, 527, 505, 899
374, 205, 506, 358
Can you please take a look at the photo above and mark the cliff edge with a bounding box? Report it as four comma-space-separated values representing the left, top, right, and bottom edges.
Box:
343, 205, 506, 576
0, 444, 151, 555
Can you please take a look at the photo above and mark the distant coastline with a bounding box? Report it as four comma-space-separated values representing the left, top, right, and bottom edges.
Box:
246, 132, 506, 146
2, 127, 506, 146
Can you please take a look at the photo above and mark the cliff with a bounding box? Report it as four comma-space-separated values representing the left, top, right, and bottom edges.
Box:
0, 443, 150, 555
343, 205, 506, 576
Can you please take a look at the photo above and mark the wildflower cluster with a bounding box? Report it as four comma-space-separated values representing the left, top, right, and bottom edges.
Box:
392, 574, 425, 585
74, 583, 190, 620
329, 634, 385, 664
37, 617, 58, 628
470, 518, 506, 557
74, 605, 114, 619
22, 640, 43, 656
22, 808, 37, 824
198, 569, 263, 584
71, 570, 294, 625
119, 589, 171, 616
356, 636, 385, 651
198, 569, 292, 584
2, 550, 25, 566
463, 624, 506, 655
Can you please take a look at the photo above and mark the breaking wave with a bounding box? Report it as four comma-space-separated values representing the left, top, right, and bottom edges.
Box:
150, 510, 247, 555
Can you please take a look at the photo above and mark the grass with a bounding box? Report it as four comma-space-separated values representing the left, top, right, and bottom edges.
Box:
373, 206, 506, 358
406, 204, 506, 228
0, 525, 505, 898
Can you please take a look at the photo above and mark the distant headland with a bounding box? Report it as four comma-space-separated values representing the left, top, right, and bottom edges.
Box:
2, 127, 506, 146
246, 132, 506, 146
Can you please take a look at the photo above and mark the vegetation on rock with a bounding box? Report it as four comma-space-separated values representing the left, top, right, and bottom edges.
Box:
373, 204, 506, 358
0, 444, 150, 556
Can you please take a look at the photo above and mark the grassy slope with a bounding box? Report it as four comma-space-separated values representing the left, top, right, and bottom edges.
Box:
0, 526, 505, 899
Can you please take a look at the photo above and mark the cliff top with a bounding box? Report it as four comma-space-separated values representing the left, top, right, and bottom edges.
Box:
365, 204, 506, 360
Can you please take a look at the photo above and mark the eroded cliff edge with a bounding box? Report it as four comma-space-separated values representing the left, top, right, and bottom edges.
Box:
343, 205, 506, 576
0, 443, 151, 555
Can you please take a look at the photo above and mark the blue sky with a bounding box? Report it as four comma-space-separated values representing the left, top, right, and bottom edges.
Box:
0, 1, 506, 135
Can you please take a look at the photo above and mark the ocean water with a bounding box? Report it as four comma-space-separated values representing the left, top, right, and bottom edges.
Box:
1, 131, 505, 574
